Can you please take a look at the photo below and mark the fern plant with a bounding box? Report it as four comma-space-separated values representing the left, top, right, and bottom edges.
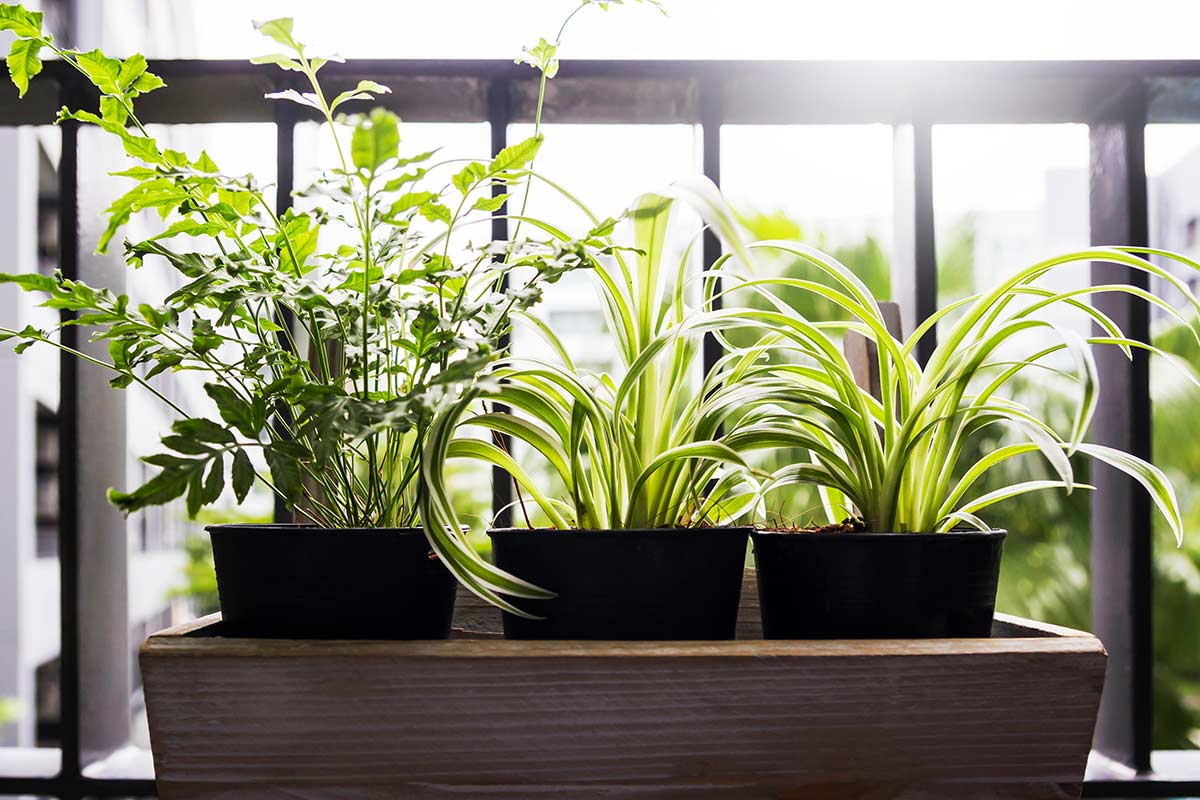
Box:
0, 4, 629, 603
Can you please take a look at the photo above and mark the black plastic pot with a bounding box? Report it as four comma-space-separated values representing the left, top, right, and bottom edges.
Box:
752, 529, 1006, 639
206, 524, 457, 639
488, 527, 751, 640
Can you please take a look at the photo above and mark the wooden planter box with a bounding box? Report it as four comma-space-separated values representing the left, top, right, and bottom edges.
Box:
141, 573, 1106, 799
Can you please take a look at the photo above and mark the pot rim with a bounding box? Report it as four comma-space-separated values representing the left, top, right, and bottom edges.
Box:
488, 526, 753, 537
205, 523, 424, 535
751, 528, 1006, 539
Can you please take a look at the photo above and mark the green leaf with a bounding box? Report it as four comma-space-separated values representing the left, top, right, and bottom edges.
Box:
389, 191, 435, 216
200, 454, 226, 511
263, 88, 321, 110
75, 49, 122, 95
0, 5, 44, 39
489, 135, 543, 174
132, 71, 165, 94
350, 107, 400, 173
420, 201, 451, 224
116, 53, 147, 90
514, 37, 559, 79
381, 168, 426, 192
193, 150, 219, 173
231, 449, 255, 503
472, 193, 508, 213
264, 443, 302, 505
1078, 443, 1185, 545
162, 435, 212, 456
330, 79, 391, 111
249, 52, 304, 72
173, 416, 234, 445
395, 149, 438, 168
6, 37, 42, 98
99, 95, 127, 125
0, 271, 57, 292
205, 383, 259, 437
121, 133, 160, 163
253, 18, 297, 50
109, 457, 203, 513
452, 162, 486, 195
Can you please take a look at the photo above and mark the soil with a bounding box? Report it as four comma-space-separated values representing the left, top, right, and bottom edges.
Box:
759, 517, 869, 534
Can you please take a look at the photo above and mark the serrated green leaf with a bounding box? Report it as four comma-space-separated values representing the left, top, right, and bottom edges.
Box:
420, 201, 452, 224
121, 133, 160, 163
489, 134, 542, 174
232, 449, 255, 503
108, 462, 194, 513
0, 5, 44, 39
99, 95, 127, 125
193, 149, 219, 173
162, 435, 212, 455
472, 193, 508, 213
205, 383, 259, 437
116, 53, 147, 90
6, 37, 42, 97
514, 37, 559, 79
75, 49, 122, 94
132, 71, 165, 93
173, 416, 234, 445
452, 162, 485, 195
0, 271, 57, 292
264, 443, 302, 505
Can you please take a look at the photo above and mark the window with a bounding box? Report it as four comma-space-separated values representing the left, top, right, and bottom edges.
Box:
35, 405, 59, 559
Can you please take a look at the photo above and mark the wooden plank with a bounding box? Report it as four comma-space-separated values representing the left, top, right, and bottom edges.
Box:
844, 300, 904, 402
142, 607, 1105, 800
145, 781, 1084, 799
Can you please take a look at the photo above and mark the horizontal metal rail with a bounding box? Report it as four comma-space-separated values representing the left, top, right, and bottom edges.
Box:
3, 58, 1200, 126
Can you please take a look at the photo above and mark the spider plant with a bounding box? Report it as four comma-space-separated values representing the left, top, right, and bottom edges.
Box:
710, 242, 1199, 540
420, 181, 766, 616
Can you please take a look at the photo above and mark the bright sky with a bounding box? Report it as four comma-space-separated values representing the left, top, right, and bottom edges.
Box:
113, 0, 1200, 62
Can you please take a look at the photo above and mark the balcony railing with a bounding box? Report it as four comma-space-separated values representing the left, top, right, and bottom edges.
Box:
2, 55, 1200, 797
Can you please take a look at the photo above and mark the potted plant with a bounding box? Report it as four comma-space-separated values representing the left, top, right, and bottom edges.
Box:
714, 241, 1200, 637
421, 185, 765, 638
0, 4, 621, 638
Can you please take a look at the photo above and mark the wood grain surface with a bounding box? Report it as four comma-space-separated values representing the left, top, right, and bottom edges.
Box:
142, 569, 1106, 800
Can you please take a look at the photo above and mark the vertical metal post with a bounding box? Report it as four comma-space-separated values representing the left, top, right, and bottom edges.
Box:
893, 120, 938, 363
489, 80, 514, 528
700, 77, 722, 377
1089, 85, 1153, 773
57, 88, 82, 789
76, 118, 133, 773
273, 104, 296, 524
